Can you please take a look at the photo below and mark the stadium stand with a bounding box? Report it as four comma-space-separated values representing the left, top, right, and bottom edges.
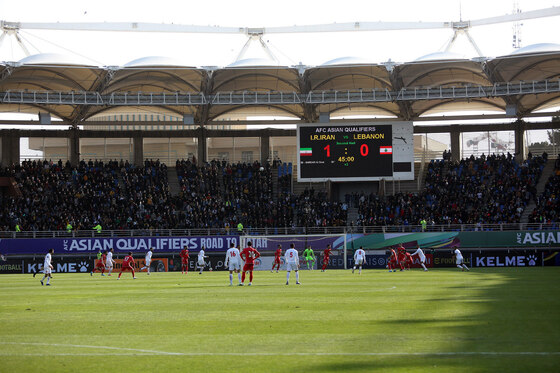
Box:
0, 154, 557, 232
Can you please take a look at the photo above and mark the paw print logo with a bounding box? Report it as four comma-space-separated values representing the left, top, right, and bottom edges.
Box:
527, 255, 537, 266
78, 261, 89, 272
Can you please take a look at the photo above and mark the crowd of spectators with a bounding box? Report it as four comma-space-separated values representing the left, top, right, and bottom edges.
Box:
0, 153, 557, 232
0, 159, 172, 231
528, 157, 560, 225
174, 159, 291, 229
295, 188, 348, 227
355, 153, 547, 226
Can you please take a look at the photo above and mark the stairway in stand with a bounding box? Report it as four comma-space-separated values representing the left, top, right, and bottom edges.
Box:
167, 167, 181, 196
385, 162, 429, 195
521, 159, 556, 223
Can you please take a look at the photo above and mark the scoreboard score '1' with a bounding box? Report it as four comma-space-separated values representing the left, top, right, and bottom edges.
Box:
297, 122, 413, 182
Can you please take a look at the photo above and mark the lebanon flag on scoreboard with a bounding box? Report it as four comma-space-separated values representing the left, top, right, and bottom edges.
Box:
379, 146, 393, 154
300, 148, 313, 156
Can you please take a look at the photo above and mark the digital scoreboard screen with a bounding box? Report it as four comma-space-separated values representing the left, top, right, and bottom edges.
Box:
297, 124, 394, 182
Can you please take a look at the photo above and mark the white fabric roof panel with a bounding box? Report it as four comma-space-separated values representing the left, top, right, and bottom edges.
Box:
1, 47, 559, 123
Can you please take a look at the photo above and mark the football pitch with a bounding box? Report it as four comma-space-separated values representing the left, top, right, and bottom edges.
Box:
0, 268, 559, 372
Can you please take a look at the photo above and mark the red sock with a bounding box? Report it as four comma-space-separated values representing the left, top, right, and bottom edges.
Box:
249, 271, 253, 282
118, 272, 122, 278
131, 269, 135, 278
241, 272, 246, 283
101, 268, 105, 274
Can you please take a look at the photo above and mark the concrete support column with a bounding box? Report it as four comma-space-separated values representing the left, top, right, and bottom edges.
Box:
450, 131, 461, 161
133, 136, 144, 167
260, 132, 270, 164
514, 124, 526, 161
69, 129, 80, 167
1, 130, 20, 167
197, 127, 207, 166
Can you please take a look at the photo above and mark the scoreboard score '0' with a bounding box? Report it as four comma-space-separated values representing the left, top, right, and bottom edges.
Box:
297, 122, 413, 182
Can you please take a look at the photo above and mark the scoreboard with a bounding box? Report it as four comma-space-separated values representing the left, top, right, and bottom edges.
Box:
297, 122, 413, 182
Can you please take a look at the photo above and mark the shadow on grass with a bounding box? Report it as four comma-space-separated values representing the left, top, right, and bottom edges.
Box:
302, 268, 560, 373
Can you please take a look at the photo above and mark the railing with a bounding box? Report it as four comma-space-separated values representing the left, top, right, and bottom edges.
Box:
2, 79, 560, 106
1, 223, 558, 239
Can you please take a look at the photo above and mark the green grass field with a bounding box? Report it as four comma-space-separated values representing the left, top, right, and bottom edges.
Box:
0, 268, 559, 372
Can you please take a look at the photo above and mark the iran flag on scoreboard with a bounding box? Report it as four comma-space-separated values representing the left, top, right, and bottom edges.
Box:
300, 148, 312, 156
379, 146, 393, 154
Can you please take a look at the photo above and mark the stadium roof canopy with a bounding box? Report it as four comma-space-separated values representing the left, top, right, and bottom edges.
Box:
1, 43, 560, 124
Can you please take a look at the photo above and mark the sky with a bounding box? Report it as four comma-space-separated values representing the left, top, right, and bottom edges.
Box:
1, 0, 559, 153
1, 0, 560, 66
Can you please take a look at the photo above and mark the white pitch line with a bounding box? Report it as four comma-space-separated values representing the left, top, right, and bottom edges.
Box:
0, 342, 182, 355
0, 343, 558, 357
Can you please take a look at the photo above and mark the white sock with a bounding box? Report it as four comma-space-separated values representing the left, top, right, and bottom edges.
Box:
229, 273, 233, 284
421, 263, 427, 270
463, 264, 469, 271
359, 266, 362, 274
237, 273, 241, 283
46, 277, 50, 284
287, 272, 290, 282
296, 271, 299, 282
457, 265, 463, 269
41, 275, 46, 281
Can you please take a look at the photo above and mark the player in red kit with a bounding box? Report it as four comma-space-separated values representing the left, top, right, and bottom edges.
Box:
271, 244, 282, 273
91, 251, 106, 276
118, 251, 136, 279
405, 251, 413, 270
397, 246, 407, 271
180, 245, 190, 274
240, 241, 260, 286
388, 248, 399, 272
321, 244, 332, 272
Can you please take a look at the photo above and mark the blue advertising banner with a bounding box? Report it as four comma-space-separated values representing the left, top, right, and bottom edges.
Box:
0, 236, 240, 256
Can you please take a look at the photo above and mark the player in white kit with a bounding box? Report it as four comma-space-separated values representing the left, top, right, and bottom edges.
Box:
224, 243, 242, 286
140, 248, 153, 274
352, 246, 366, 274
40, 248, 54, 286
197, 247, 208, 274
105, 248, 115, 276
411, 247, 428, 271
285, 243, 300, 285
453, 247, 470, 271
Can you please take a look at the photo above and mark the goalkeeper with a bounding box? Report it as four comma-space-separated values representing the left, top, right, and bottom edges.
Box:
302, 246, 316, 270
